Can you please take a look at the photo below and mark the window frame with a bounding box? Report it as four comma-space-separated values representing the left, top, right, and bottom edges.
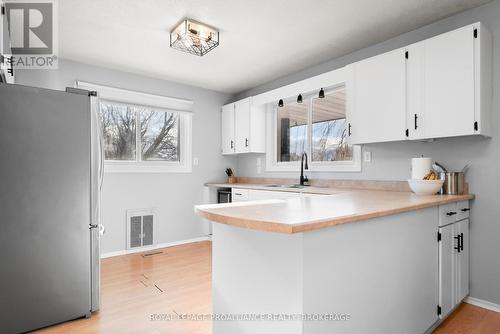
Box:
266, 85, 361, 173
76, 81, 193, 173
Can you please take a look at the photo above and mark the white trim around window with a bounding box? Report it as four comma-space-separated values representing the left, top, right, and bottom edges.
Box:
75, 81, 194, 112
75, 81, 193, 173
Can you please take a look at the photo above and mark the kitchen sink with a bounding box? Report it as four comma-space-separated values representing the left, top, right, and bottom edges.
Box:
263, 184, 308, 189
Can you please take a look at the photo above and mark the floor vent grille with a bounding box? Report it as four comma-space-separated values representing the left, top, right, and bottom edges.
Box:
126, 208, 155, 250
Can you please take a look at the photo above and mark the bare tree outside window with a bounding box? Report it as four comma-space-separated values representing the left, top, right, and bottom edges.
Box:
100, 102, 136, 161
139, 108, 179, 161
99, 101, 181, 162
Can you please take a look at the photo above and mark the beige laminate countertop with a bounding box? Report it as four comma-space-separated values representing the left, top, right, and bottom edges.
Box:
195, 189, 474, 234
205, 182, 348, 195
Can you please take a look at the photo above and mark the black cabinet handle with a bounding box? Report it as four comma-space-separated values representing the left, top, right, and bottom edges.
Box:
414, 114, 418, 130
230, 140, 234, 149
460, 233, 464, 251
454, 235, 461, 253
348, 123, 352, 136
461, 208, 470, 212
245, 138, 249, 147
234, 193, 242, 196
446, 211, 457, 216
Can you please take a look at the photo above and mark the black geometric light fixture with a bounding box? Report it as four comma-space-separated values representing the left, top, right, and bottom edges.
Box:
297, 94, 303, 103
278, 99, 284, 107
319, 88, 325, 98
170, 19, 220, 56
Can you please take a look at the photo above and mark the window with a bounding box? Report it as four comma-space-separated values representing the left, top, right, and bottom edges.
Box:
270, 85, 361, 172
311, 89, 352, 162
99, 101, 181, 163
76, 81, 193, 173
277, 100, 308, 162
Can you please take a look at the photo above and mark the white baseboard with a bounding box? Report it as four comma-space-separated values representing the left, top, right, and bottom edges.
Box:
101, 236, 210, 259
465, 296, 500, 313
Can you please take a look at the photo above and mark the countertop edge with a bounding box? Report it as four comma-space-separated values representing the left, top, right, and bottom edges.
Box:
195, 194, 474, 234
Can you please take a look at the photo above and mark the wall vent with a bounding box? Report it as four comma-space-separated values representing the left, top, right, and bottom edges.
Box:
126, 208, 155, 250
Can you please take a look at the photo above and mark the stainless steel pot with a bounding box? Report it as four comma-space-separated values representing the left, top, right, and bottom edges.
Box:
439, 172, 465, 195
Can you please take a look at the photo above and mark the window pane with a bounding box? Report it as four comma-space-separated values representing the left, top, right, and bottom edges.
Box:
99, 102, 136, 161
277, 100, 308, 162
139, 108, 180, 161
311, 88, 353, 161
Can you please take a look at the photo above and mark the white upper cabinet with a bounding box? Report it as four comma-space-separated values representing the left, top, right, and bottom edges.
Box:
234, 98, 251, 153
407, 23, 492, 139
347, 22, 491, 144
347, 48, 407, 144
222, 97, 265, 155
221, 104, 235, 154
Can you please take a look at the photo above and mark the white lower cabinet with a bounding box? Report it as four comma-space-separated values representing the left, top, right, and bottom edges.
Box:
231, 188, 249, 202
439, 216, 469, 318
456, 219, 470, 303
248, 189, 299, 201
231, 188, 317, 202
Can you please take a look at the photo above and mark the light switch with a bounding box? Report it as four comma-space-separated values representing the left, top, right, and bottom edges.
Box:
364, 151, 372, 162
193, 157, 199, 166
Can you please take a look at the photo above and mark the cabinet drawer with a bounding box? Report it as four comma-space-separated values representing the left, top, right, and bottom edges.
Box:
456, 201, 470, 221
248, 189, 300, 201
439, 203, 458, 227
231, 188, 249, 202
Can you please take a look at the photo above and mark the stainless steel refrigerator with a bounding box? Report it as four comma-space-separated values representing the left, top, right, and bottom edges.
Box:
0, 83, 104, 333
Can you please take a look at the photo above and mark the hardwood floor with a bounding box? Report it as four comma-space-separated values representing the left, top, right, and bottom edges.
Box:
34, 240, 499, 334
36, 241, 212, 334
434, 303, 500, 333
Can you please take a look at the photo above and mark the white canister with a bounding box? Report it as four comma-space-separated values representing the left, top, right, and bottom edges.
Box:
411, 157, 432, 180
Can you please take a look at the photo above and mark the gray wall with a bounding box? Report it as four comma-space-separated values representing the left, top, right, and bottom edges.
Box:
15, 59, 237, 254
234, 1, 500, 305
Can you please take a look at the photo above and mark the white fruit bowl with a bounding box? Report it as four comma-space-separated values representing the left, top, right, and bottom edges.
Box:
407, 179, 444, 195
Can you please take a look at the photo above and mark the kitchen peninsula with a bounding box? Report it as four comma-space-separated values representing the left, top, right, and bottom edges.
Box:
195, 182, 473, 334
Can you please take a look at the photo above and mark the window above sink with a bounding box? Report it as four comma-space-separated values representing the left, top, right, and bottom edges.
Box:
267, 83, 361, 172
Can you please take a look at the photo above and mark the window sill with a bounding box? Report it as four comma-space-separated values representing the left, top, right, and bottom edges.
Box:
265, 147, 362, 173
104, 162, 192, 174
265, 163, 362, 173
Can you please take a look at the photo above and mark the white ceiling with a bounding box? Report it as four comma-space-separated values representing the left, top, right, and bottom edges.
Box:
59, 0, 490, 94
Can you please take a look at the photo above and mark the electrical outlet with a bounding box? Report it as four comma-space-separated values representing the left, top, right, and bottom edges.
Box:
364, 151, 372, 163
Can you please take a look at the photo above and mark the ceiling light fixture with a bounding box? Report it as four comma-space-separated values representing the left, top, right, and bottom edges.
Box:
297, 94, 303, 103
170, 19, 219, 56
278, 99, 284, 107
319, 88, 325, 98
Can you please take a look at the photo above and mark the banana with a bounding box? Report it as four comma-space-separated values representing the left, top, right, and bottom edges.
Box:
423, 171, 437, 180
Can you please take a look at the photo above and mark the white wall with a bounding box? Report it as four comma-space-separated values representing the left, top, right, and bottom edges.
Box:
233, 1, 500, 306
15, 59, 237, 254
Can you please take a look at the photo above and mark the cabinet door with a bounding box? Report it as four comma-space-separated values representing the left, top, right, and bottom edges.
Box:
456, 219, 470, 303
408, 25, 475, 139
347, 48, 407, 144
439, 223, 457, 318
234, 98, 251, 153
248, 189, 300, 201
221, 104, 235, 155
